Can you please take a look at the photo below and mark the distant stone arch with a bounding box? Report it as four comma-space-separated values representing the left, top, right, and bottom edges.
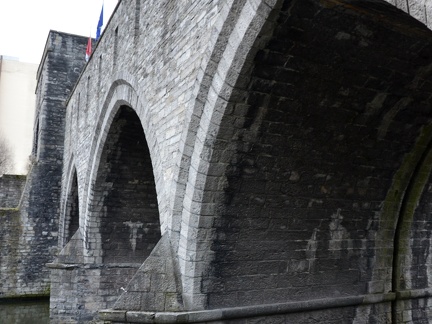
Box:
62, 167, 80, 247
57, 155, 81, 249
31, 120, 40, 160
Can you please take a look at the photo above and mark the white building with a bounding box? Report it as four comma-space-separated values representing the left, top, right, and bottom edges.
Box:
0, 56, 37, 174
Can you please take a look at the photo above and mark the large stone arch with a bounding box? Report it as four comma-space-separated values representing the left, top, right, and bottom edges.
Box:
176, 0, 283, 309
171, 0, 252, 245
178, 0, 432, 319
387, 124, 432, 322
384, 0, 432, 29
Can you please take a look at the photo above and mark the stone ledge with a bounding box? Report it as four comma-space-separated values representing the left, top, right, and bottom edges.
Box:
397, 287, 432, 300
100, 292, 396, 323
46, 263, 80, 270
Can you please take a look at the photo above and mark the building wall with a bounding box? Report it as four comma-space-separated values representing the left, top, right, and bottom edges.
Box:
0, 57, 37, 174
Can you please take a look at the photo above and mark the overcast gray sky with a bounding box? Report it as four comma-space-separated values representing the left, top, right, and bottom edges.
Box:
0, 0, 118, 63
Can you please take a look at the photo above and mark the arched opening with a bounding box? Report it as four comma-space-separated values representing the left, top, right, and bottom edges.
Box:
92, 105, 161, 264
64, 169, 79, 244
193, 0, 432, 312
32, 120, 39, 159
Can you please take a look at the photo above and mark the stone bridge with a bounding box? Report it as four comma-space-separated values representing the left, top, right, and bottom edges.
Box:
29, 0, 432, 322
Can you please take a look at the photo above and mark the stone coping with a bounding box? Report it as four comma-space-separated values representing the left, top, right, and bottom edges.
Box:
46, 262, 142, 270
99, 292, 397, 323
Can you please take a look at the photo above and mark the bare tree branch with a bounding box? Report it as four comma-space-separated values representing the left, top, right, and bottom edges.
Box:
0, 135, 12, 175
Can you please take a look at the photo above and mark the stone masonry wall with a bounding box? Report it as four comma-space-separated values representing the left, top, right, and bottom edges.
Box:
53, 0, 432, 323
0, 0, 430, 321
0, 174, 26, 208
201, 0, 432, 310
14, 30, 88, 296
0, 208, 22, 298
0, 300, 49, 323
61, 0, 232, 243
53, 1, 246, 319
0, 31, 88, 300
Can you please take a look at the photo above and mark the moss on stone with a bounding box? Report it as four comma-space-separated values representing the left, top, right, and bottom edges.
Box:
393, 139, 432, 290
376, 123, 432, 291
0, 208, 19, 215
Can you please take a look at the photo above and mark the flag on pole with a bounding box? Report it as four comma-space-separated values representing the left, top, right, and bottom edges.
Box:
96, 4, 104, 40
85, 37, 92, 62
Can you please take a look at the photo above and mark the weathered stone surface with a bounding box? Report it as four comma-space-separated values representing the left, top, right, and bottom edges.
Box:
55, 230, 84, 265
50, 0, 432, 322
0, 299, 49, 323
113, 233, 183, 312
4, 0, 432, 323
0, 31, 88, 300
0, 208, 22, 297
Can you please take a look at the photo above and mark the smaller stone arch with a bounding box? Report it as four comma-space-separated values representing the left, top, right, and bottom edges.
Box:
81, 79, 166, 261
75, 101, 164, 315
63, 167, 80, 247
85, 103, 161, 265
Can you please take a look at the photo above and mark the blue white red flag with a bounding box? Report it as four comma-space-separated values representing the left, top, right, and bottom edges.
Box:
85, 37, 92, 62
96, 5, 104, 40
